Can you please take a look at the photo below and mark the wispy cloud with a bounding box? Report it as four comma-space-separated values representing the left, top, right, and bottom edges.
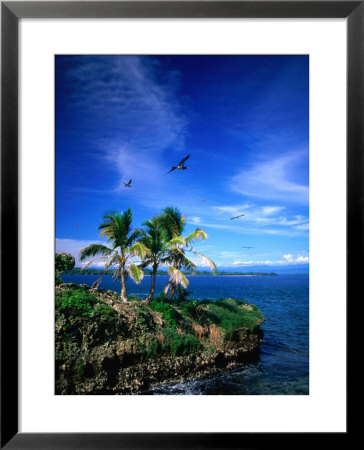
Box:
230, 151, 308, 204
63, 56, 187, 189
204, 203, 309, 236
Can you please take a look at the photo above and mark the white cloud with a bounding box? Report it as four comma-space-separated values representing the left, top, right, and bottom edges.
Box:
230, 253, 309, 266
295, 223, 309, 230
282, 253, 308, 263
231, 260, 274, 266
189, 216, 201, 224
261, 206, 285, 216
295, 255, 309, 263
230, 151, 309, 204
56, 238, 105, 265
56, 238, 150, 268
212, 204, 251, 217
283, 253, 294, 262
219, 251, 241, 258
207, 203, 308, 236
282, 253, 309, 264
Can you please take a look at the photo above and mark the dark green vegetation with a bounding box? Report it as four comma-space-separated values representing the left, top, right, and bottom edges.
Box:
56, 288, 117, 322
56, 284, 265, 394
55, 252, 75, 285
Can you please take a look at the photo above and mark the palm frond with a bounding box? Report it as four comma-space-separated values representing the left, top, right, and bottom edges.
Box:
137, 260, 153, 270
127, 228, 143, 246
90, 257, 117, 288
113, 268, 121, 281
185, 228, 208, 244
158, 207, 185, 239
99, 209, 133, 249
190, 251, 217, 273
168, 236, 186, 246
80, 256, 111, 271
79, 244, 112, 261
171, 247, 196, 270
130, 242, 148, 259
127, 261, 144, 284
167, 266, 189, 289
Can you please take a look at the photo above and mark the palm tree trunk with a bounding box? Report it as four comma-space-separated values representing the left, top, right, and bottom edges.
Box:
120, 267, 128, 302
169, 262, 182, 299
169, 282, 176, 299
177, 284, 184, 299
145, 263, 157, 304
163, 279, 172, 295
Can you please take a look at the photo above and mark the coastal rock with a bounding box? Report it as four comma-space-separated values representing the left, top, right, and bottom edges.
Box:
55, 284, 264, 394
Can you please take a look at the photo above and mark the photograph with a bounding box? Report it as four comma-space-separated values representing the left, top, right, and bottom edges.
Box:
55, 54, 309, 395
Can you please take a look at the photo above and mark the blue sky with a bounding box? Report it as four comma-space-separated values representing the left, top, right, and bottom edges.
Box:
56, 55, 309, 271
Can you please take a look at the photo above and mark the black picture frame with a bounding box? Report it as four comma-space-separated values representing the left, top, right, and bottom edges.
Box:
1, 1, 356, 448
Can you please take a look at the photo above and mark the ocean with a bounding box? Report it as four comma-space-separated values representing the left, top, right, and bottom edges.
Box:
61, 273, 309, 395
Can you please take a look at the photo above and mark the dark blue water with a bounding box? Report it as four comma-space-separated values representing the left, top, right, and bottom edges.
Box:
61, 274, 309, 395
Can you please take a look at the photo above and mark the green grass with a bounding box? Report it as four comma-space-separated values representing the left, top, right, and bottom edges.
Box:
161, 329, 202, 356
147, 329, 202, 357
206, 298, 264, 337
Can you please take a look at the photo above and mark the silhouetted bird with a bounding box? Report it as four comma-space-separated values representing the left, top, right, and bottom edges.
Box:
123, 179, 132, 187
167, 155, 190, 174
230, 213, 245, 220
75, 224, 79, 228
242, 246, 254, 249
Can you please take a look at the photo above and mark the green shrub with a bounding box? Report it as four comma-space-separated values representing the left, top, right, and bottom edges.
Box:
180, 299, 199, 319
55, 252, 75, 281
153, 292, 172, 304
146, 330, 202, 357
76, 359, 85, 379
56, 288, 117, 323
147, 339, 160, 357
149, 301, 181, 328
55, 276, 64, 286
56, 289, 97, 317
93, 303, 117, 322
161, 329, 202, 356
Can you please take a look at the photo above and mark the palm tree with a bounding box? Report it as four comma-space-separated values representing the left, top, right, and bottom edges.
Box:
79, 208, 146, 302
139, 218, 185, 304
157, 207, 216, 299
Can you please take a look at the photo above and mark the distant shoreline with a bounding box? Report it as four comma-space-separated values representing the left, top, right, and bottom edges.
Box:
64, 268, 278, 277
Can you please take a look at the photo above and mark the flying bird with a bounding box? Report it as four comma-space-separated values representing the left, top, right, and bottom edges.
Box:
167, 155, 190, 174
230, 213, 246, 220
242, 246, 254, 249
123, 179, 132, 188
75, 224, 79, 228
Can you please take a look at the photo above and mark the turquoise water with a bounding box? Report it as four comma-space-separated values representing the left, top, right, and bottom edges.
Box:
61, 274, 309, 395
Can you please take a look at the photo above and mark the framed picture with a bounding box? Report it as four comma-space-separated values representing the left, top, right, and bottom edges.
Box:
1, 1, 355, 447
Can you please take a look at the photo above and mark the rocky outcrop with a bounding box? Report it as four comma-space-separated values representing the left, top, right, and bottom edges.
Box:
55, 284, 264, 394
